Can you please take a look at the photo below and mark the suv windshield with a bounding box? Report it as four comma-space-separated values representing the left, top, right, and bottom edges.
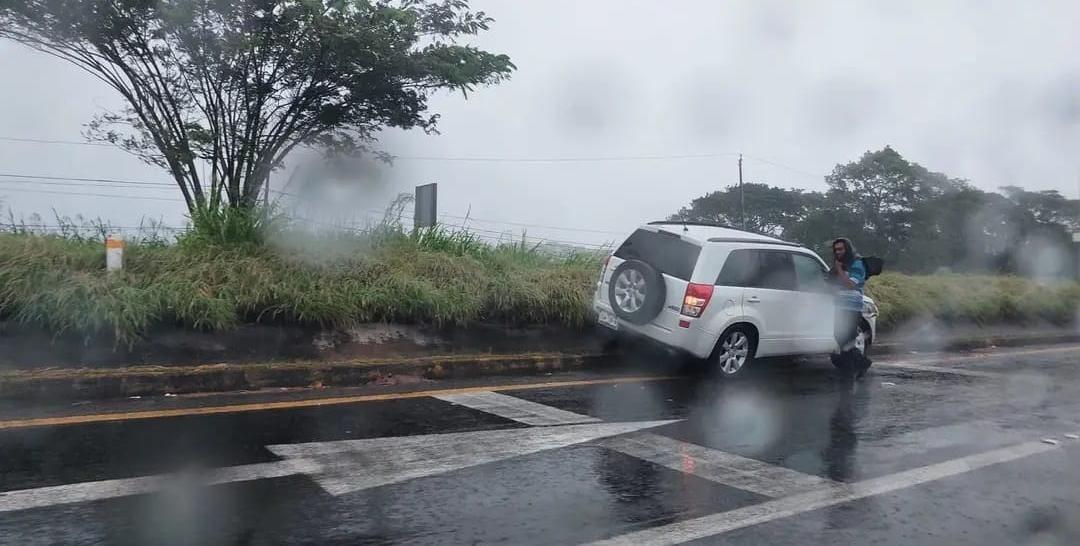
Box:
614, 229, 701, 281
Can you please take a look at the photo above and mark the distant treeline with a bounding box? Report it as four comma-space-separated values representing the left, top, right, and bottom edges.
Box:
671, 147, 1080, 276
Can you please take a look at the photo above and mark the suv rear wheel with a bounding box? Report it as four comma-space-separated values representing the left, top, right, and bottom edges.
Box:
608, 259, 666, 325
715, 326, 756, 377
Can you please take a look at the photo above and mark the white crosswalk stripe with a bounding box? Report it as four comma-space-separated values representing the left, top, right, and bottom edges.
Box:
434, 390, 833, 498
0, 421, 677, 512
433, 391, 601, 426
587, 439, 1062, 545
597, 432, 834, 498
0, 459, 320, 513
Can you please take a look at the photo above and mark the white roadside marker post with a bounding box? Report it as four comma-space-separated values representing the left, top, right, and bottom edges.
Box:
105, 234, 124, 273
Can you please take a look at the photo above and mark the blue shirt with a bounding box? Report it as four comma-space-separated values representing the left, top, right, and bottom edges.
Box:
837, 258, 866, 311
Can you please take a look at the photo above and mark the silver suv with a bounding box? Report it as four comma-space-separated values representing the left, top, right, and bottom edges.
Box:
594, 222, 878, 376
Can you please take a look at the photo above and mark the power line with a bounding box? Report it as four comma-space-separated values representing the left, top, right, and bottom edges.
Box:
2, 133, 829, 176
0, 136, 743, 163
0, 186, 183, 202
284, 216, 605, 248
2, 135, 826, 176
275, 191, 621, 236
741, 154, 824, 180
0, 136, 116, 147
277, 192, 620, 239
2, 223, 186, 232
441, 212, 625, 235
394, 152, 741, 163
439, 221, 608, 249
0, 179, 175, 191
1, 212, 605, 249
0, 181, 615, 243
0, 172, 175, 187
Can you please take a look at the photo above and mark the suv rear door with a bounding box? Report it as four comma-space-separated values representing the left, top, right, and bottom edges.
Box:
721, 249, 799, 355
610, 228, 701, 331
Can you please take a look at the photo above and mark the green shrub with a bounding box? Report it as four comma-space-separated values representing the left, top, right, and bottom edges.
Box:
866, 272, 1080, 330
177, 204, 280, 250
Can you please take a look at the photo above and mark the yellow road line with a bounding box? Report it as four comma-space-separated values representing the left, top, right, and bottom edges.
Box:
2, 342, 1075, 431
0, 375, 675, 431
886, 343, 1080, 365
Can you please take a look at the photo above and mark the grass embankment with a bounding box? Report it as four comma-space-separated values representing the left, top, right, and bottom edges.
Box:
0, 228, 599, 345
867, 272, 1080, 331
0, 227, 1076, 344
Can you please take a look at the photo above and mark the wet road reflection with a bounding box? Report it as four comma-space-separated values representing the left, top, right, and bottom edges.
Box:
1, 346, 1079, 544
824, 382, 872, 482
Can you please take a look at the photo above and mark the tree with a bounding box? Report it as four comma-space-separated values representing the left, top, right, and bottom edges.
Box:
782, 207, 864, 259
0, 0, 514, 211
668, 183, 822, 237
999, 186, 1080, 231
668, 147, 1078, 276
905, 184, 991, 272
824, 146, 966, 263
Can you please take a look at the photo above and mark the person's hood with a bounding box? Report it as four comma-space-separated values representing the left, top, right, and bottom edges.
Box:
833, 238, 859, 267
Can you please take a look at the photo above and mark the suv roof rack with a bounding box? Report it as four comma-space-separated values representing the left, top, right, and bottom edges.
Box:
706, 237, 803, 247
649, 221, 802, 246
647, 220, 741, 230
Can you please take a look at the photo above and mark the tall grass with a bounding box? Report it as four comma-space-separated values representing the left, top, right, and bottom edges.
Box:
0, 209, 1074, 346
0, 220, 603, 344
866, 272, 1080, 331
2, 208, 180, 247
178, 204, 277, 248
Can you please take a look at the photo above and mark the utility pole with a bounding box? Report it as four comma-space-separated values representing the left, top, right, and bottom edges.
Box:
738, 153, 745, 230
1074, 173, 1080, 280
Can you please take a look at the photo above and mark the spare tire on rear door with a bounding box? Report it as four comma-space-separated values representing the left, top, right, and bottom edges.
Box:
608, 259, 666, 325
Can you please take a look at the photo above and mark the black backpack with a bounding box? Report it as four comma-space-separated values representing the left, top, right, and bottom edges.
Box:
862, 256, 884, 277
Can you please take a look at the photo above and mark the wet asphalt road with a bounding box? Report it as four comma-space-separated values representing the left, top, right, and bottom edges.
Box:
1, 344, 1080, 545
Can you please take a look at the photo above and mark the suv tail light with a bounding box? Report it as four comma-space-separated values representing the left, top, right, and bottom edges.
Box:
597, 255, 613, 286
681, 283, 713, 317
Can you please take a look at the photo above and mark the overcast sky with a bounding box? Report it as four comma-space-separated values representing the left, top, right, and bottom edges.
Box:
1, 0, 1078, 246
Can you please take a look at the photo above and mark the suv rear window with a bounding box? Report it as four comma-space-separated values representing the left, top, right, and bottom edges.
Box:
613, 229, 701, 281
716, 249, 756, 286
757, 251, 796, 290
716, 249, 796, 290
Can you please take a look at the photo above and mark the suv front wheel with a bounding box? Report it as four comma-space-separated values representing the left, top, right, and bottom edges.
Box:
715, 326, 756, 377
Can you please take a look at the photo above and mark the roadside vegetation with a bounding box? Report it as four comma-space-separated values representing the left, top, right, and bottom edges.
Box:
0, 218, 600, 345
0, 213, 1076, 346
867, 273, 1080, 332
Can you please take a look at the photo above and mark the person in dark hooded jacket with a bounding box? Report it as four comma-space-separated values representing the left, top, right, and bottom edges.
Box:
831, 238, 871, 377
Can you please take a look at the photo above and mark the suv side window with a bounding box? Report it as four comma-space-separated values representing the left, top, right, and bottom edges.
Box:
613, 229, 701, 281
716, 249, 757, 287
792, 253, 828, 292
754, 250, 796, 290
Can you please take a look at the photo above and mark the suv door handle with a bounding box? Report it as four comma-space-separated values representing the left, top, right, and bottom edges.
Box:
746, 296, 761, 303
